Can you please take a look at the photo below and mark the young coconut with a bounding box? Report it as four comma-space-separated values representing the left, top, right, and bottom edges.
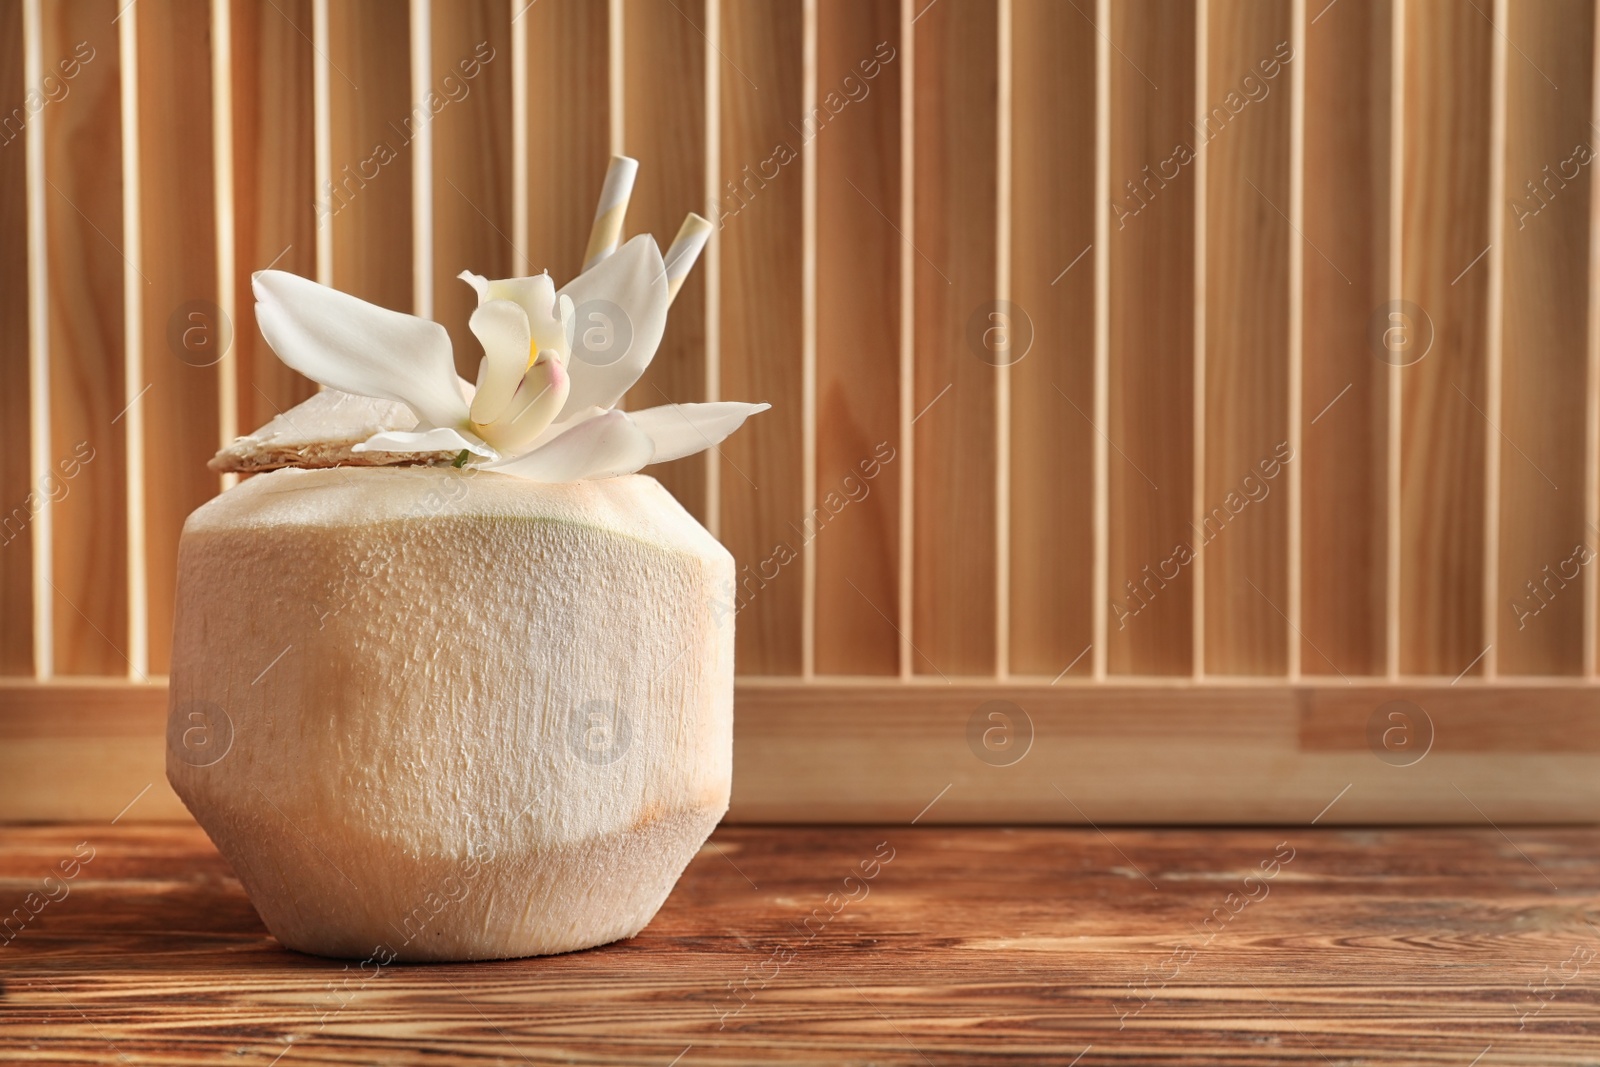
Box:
167, 157, 768, 960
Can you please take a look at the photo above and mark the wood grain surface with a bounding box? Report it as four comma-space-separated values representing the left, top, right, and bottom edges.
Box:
41, 0, 126, 677
716, 0, 804, 676
229, 0, 317, 432
911, 0, 997, 678
1398, 0, 1493, 676
1300, 0, 1391, 678
134, 0, 221, 676
430, 0, 513, 381
1106, 0, 1196, 676
2, 823, 1599, 1065
1200, 0, 1292, 675
1495, 0, 1593, 677
0, 0, 33, 677
1007, 0, 1094, 679
812, 0, 902, 677
620, 0, 708, 523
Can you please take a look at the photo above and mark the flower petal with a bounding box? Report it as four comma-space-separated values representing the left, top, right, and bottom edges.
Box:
556, 234, 669, 419
486, 409, 654, 482
467, 299, 531, 425
254, 270, 468, 429
352, 427, 495, 458
628, 401, 772, 464
475, 352, 570, 455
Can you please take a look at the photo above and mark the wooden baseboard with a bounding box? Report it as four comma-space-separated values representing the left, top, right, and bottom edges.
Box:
3, 680, 1598, 823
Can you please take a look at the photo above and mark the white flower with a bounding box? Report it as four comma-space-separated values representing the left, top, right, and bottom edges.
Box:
250, 234, 767, 482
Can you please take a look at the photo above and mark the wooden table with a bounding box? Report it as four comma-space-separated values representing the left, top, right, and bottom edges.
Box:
1, 824, 1597, 1065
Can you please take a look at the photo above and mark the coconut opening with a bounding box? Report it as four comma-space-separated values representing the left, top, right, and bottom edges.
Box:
211, 389, 462, 474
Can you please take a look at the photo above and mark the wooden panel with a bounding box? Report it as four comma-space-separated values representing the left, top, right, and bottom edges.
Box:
1496, 0, 1592, 676
137, 0, 220, 675
1301, 0, 1390, 677
8, 823, 1600, 1065
1007, 0, 1093, 677
813, 0, 900, 676
1107, 0, 1196, 675
231, 0, 316, 430
42, 0, 125, 677
9, 679, 1600, 824
912, 0, 996, 677
431, 0, 511, 380
717, 0, 803, 675
621, 0, 707, 521
1202, 1, 1292, 675
1398, 0, 1492, 676
0, 0, 31, 676
521, 0, 607, 281
327, 0, 412, 312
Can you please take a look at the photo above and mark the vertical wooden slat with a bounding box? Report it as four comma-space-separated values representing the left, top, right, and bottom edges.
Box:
1091, 0, 1109, 680
231, 0, 316, 428
800, 0, 815, 676
213, 0, 235, 468
1385, 0, 1403, 677
1008, 0, 1093, 677
717, 0, 803, 675
1588, 1, 1600, 679
410, 0, 431, 319
993, 0, 1009, 678
0, 0, 33, 676
327, 0, 412, 312
520, 0, 608, 281
430, 0, 512, 379
42, 0, 127, 676
1107, 0, 1196, 676
1285, 0, 1304, 678
896, 0, 912, 678
1191, 0, 1206, 679
1301, 0, 1391, 678
620, 0, 707, 522
1201, 0, 1293, 675
812, 2, 902, 675
1496, 0, 1592, 676
137, 0, 220, 674
812, 0, 901, 676
911, 0, 996, 678
1399, 0, 1492, 677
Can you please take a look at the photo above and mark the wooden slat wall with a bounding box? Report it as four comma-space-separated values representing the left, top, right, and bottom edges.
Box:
8, 0, 1600, 812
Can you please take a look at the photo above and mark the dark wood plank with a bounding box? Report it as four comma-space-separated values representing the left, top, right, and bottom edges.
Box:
2, 824, 1600, 1064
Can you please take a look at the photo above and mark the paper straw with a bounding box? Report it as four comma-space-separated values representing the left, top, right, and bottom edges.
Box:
581, 154, 639, 271
662, 213, 713, 305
